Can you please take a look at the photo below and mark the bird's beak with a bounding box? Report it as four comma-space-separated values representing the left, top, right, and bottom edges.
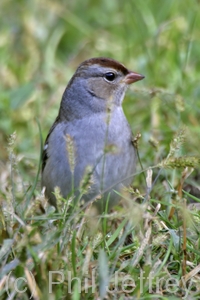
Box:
124, 71, 145, 84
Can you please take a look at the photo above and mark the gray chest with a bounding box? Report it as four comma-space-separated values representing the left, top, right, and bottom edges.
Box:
46, 109, 136, 198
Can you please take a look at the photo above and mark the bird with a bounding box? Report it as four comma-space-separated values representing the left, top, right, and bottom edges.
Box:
41, 57, 144, 212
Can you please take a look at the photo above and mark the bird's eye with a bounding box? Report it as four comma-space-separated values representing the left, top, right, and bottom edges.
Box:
104, 72, 116, 82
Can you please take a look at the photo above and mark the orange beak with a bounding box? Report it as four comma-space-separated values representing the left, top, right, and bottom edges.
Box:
124, 71, 145, 84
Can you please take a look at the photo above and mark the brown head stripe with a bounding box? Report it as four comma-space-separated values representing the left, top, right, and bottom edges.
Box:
77, 57, 129, 75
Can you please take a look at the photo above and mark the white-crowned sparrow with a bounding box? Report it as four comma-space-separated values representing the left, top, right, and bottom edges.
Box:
41, 57, 144, 211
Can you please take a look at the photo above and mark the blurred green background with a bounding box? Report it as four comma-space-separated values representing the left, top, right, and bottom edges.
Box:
0, 0, 200, 186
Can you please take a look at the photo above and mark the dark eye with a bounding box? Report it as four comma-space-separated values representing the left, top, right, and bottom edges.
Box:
104, 72, 116, 82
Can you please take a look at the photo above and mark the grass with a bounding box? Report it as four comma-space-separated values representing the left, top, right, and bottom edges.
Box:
1, 0, 200, 299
